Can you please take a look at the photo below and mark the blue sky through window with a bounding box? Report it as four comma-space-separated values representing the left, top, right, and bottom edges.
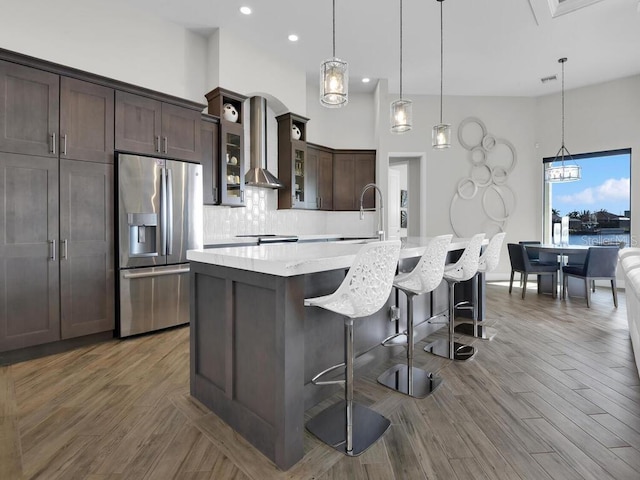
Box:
550, 153, 630, 217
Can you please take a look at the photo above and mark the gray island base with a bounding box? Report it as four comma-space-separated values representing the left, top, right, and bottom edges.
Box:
187, 237, 485, 470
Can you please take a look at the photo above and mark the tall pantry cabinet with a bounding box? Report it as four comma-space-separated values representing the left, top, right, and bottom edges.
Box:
0, 59, 114, 351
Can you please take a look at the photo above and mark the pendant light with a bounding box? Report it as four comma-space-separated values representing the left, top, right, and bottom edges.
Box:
320, 0, 348, 108
390, 0, 412, 133
545, 58, 581, 183
432, 0, 451, 149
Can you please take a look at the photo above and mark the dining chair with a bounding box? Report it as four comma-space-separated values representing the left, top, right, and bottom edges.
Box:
562, 246, 619, 307
507, 243, 559, 299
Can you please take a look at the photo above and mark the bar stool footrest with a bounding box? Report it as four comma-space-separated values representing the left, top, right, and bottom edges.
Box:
306, 401, 391, 456
424, 338, 476, 361
377, 364, 443, 398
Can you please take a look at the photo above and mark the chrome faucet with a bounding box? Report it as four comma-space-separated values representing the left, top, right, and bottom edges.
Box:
359, 183, 385, 241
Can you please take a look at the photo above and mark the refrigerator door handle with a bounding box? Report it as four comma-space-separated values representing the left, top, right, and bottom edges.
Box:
160, 166, 167, 256
122, 266, 190, 279
167, 168, 174, 256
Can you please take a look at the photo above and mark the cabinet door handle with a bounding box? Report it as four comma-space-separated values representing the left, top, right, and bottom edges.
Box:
155, 135, 161, 153
163, 137, 168, 154
50, 133, 56, 154
49, 239, 56, 261
62, 239, 68, 259
62, 134, 67, 155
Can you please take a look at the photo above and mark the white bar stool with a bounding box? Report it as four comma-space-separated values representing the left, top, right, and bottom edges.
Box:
304, 240, 401, 456
455, 232, 506, 339
424, 233, 485, 361
377, 234, 452, 398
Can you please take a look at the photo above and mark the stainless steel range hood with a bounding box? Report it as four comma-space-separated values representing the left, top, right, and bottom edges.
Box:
245, 96, 284, 189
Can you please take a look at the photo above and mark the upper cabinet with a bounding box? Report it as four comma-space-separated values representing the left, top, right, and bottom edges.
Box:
333, 151, 376, 211
201, 114, 220, 205
0, 60, 115, 163
308, 144, 334, 211
205, 87, 247, 207
60, 77, 114, 164
0, 60, 59, 157
115, 90, 201, 162
277, 113, 312, 209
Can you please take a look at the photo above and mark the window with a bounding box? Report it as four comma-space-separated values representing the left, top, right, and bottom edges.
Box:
543, 148, 631, 247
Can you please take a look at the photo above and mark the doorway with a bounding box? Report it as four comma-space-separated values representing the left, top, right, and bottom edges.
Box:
389, 155, 424, 238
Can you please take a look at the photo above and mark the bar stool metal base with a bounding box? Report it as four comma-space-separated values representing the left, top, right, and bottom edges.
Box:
306, 401, 391, 456
424, 338, 476, 361
377, 364, 443, 398
454, 322, 496, 340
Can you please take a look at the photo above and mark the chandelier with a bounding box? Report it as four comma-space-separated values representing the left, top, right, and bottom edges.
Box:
545, 57, 581, 183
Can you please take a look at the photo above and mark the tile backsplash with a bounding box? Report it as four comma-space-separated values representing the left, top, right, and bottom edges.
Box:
203, 186, 375, 242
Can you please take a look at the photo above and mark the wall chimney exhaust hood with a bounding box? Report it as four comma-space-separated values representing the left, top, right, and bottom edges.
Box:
245, 96, 284, 189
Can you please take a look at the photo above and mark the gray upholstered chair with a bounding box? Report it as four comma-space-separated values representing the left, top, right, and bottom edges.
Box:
508, 243, 559, 299
562, 246, 619, 307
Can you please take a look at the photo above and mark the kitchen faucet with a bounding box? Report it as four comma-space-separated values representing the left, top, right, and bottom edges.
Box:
359, 183, 385, 241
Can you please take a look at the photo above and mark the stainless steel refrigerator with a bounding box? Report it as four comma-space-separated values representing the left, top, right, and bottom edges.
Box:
116, 153, 203, 337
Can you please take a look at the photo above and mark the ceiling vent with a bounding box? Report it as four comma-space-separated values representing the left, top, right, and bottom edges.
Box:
541, 74, 557, 83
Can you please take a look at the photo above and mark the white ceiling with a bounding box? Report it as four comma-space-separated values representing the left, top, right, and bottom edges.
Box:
113, 0, 640, 97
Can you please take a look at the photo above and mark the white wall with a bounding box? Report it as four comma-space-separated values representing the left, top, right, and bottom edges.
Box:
1, 0, 208, 103
305, 81, 377, 148
535, 74, 640, 247
215, 29, 307, 115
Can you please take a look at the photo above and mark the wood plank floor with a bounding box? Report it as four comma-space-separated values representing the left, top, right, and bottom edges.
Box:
1, 282, 639, 479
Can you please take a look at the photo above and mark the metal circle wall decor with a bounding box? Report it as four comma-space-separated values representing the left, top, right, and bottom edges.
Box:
450, 116, 518, 237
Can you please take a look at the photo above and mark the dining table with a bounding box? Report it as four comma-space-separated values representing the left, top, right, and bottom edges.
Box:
524, 244, 591, 298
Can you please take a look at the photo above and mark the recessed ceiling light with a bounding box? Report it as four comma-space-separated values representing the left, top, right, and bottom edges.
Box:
240, 6, 252, 15
362, 78, 371, 83
288, 34, 299, 42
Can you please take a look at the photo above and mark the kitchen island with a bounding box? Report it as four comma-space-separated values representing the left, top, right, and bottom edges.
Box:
187, 237, 485, 469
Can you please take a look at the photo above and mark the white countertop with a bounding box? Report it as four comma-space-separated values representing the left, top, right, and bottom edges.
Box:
188, 236, 479, 277
204, 234, 375, 247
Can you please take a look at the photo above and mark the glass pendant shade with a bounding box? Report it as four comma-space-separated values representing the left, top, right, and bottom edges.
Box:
545, 165, 581, 182
432, 123, 451, 148
390, 99, 412, 133
320, 57, 348, 108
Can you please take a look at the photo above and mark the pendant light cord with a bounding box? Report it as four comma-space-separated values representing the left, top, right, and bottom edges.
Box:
400, 0, 403, 99
332, 0, 336, 58
561, 58, 565, 148
439, 0, 444, 124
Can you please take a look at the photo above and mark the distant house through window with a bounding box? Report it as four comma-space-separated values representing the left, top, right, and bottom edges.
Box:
543, 148, 632, 248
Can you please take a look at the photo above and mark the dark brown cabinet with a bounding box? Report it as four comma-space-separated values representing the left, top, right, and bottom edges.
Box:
308, 144, 334, 211
0, 153, 60, 351
60, 77, 114, 164
277, 113, 312, 209
0, 61, 115, 164
0, 155, 115, 352
115, 91, 201, 162
205, 88, 247, 207
59, 160, 114, 339
0, 60, 59, 157
201, 114, 220, 205
333, 151, 376, 211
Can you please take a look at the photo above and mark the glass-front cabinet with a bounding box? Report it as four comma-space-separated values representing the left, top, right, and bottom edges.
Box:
205, 87, 247, 207
221, 123, 244, 205
277, 113, 313, 209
